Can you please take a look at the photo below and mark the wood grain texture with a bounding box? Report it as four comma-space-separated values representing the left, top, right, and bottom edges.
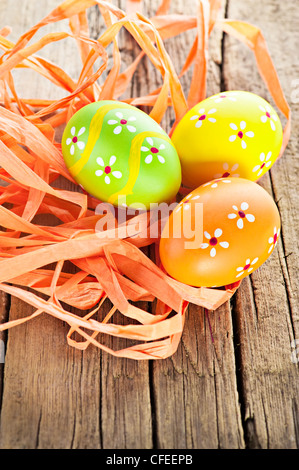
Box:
0, 0, 298, 450
0, 0, 104, 450
223, 0, 299, 448
147, 0, 244, 449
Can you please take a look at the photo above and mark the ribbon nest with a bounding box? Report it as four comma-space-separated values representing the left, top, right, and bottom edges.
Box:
0, 0, 291, 359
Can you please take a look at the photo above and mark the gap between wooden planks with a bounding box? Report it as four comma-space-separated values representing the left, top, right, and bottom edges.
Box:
0, 0, 298, 449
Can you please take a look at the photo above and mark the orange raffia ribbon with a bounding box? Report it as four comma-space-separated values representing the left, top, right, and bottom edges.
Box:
0, 0, 290, 359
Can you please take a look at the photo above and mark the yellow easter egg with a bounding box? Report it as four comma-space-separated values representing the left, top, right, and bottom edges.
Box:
171, 91, 283, 189
159, 178, 281, 287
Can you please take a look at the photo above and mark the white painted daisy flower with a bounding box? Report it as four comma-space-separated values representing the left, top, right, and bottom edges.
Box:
214, 92, 238, 103
95, 155, 122, 185
214, 162, 240, 179
268, 226, 280, 253
200, 228, 229, 258
259, 105, 278, 131
228, 202, 255, 229
236, 257, 259, 278
174, 193, 201, 213
229, 121, 254, 149
190, 108, 217, 128
203, 179, 232, 189
252, 152, 272, 177
66, 126, 86, 155
141, 137, 166, 164
107, 112, 136, 135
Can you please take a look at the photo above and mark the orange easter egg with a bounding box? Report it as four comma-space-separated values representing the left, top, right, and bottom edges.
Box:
159, 178, 281, 287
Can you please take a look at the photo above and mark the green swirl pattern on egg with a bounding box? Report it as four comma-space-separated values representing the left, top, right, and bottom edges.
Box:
61, 101, 182, 209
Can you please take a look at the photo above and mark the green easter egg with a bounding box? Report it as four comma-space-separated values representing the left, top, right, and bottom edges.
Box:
61, 101, 182, 209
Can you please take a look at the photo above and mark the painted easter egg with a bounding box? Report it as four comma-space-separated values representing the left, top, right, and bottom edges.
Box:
171, 91, 283, 189
61, 101, 181, 209
159, 177, 281, 287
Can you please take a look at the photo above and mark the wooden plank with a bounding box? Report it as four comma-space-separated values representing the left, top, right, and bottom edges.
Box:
152, 302, 244, 448
0, 296, 103, 449
148, 0, 245, 449
88, 0, 153, 450
223, 0, 299, 448
0, 1, 106, 449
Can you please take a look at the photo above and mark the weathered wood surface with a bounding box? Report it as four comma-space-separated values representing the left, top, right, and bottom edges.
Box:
0, 0, 298, 449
